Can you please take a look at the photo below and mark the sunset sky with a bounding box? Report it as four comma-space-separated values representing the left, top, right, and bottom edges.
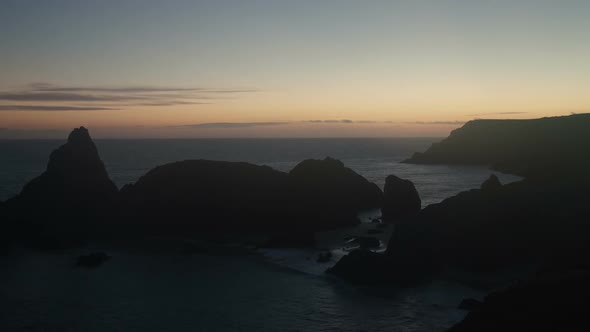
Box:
1, 0, 589, 138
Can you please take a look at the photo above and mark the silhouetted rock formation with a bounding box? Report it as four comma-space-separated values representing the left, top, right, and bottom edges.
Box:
404, 113, 590, 180
381, 175, 421, 222
480, 174, 501, 192
384, 177, 590, 280
75, 252, 111, 268
117, 157, 383, 237
117, 160, 290, 234
2, 128, 384, 249
329, 175, 590, 285
289, 157, 383, 212
4, 127, 117, 248
448, 268, 590, 332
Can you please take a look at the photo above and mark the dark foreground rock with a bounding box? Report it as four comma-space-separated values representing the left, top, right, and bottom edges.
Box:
381, 175, 421, 222
457, 298, 482, 311
76, 252, 111, 268
448, 268, 590, 332
329, 175, 590, 287
385, 177, 590, 277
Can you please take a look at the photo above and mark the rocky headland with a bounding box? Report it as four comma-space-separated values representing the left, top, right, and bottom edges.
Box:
328, 114, 590, 330
404, 113, 590, 181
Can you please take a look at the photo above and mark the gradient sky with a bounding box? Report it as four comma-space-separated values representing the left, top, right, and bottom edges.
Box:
1, 0, 589, 138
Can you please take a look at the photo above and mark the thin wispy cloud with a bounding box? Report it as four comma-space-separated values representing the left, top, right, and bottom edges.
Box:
0, 105, 118, 111
307, 119, 354, 124
29, 83, 204, 93
0, 83, 257, 111
27, 83, 257, 94
468, 112, 528, 116
411, 121, 466, 125
171, 120, 462, 129
138, 101, 210, 106
177, 122, 290, 129
0, 92, 137, 102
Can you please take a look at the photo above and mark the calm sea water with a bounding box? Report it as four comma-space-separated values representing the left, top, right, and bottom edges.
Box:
0, 138, 520, 332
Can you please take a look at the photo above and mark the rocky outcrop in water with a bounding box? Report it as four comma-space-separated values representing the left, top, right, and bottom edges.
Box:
117, 157, 383, 236
381, 175, 421, 222
289, 157, 383, 212
4, 127, 118, 248
117, 160, 290, 234
326, 249, 392, 284
480, 174, 501, 192
2, 128, 385, 248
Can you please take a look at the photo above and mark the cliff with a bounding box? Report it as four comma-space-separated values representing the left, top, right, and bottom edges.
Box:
404, 113, 590, 180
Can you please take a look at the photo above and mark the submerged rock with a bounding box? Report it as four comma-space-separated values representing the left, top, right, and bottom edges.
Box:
381, 175, 421, 222
326, 249, 390, 284
457, 298, 483, 311
317, 251, 333, 263
264, 232, 316, 248
352, 236, 380, 249
76, 252, 111, 268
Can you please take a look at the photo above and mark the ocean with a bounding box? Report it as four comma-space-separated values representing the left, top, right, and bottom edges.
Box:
0, 138, 521, 332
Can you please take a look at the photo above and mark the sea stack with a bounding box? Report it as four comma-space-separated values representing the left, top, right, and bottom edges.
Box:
381, 175, 421, 222
17, 126, 117, 204
481, 174, 502, 192
4, 127, 117, 248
